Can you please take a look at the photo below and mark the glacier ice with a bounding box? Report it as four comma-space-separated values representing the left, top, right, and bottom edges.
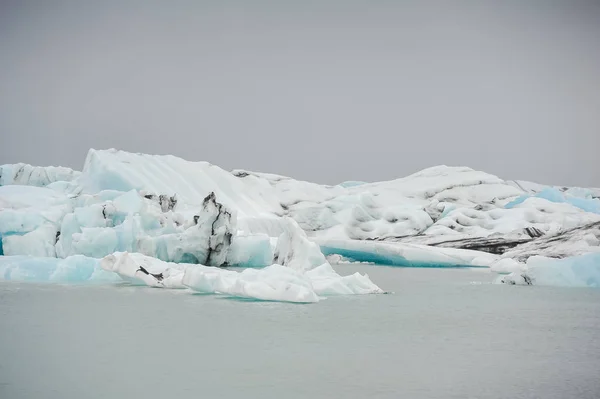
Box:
79, 149, 282, 218
98, 251, 383, 303
505, 187, 600, 215
0, 185, 71, 257
183, 264, 320, 303
226, 233, 273, 267
96, 218, 383, 302
316, 238, 498, 268
0, 255, 119, 283
2, 147, 600, 301
498, 253, 600, 288
0, 163, 80, 187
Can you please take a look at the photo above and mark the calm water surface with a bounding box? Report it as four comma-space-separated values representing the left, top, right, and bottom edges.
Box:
1, 265, 599, 399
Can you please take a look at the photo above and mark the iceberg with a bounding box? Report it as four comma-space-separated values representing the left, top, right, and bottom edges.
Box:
505, 187, 600, 215
0, 163, 80, 187
2, 146, 600, 303
316, 238, 498, 268
0, 255, 119, 283
182, 264, 320, 303
498, 253, 600, 288
0, 185, 71, 257
78, 149, 282, 218
99, 250, 383, 303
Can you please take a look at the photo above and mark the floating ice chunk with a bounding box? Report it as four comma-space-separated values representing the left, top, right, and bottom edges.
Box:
100, 252, 187, 288
185, 263, 383, 301
97, 250, 383, 302
0, 255, 118, 283
184, 264, 319, 303
499, 253, 600, 288
305, 263, 383, 295
316, 238, 498, 268
99, 251, 318, 302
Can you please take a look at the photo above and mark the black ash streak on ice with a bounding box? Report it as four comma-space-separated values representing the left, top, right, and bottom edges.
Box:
201, 192, 233, 267
2, 150, 600, 292
142, 193, 178, 213
136, 265, 164, 282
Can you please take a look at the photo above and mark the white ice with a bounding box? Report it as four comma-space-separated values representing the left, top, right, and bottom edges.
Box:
315, 238, 499, 268
99, 251, 383, 303
0, 255, 119, 283
2, 148, 600, 298
0, 163, 80, 187
497, 253, 600, 288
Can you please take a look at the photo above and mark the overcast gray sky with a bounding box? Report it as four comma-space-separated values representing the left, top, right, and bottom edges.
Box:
1, 0, 599, 186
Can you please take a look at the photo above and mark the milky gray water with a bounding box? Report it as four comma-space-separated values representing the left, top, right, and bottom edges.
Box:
1, 265, 599, 399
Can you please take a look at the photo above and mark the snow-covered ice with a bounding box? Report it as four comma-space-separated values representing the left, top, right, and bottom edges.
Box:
2, 147, 600, 300
0, 163, 80, 187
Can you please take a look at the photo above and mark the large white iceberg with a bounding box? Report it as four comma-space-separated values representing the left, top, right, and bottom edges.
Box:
2, 147, 600, 300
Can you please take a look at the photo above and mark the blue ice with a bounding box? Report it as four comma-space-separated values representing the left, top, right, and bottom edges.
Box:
0, 255, 119, 283
319, 245, 479, 268
505, 187, 600, 214
529, 253, 600, 288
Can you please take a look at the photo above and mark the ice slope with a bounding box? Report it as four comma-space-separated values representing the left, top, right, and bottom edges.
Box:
239, 165, 527, 241
500, 221, 600, 262
505, 187, 600, 214
0, 163, 80, 187
508, 179, 600, 199
79, 149, 282, 218
231, 169, 344, 212
416, 197, 600, 240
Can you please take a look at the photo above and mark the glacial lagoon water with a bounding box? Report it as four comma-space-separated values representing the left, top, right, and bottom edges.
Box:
1, 264, 599, 399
